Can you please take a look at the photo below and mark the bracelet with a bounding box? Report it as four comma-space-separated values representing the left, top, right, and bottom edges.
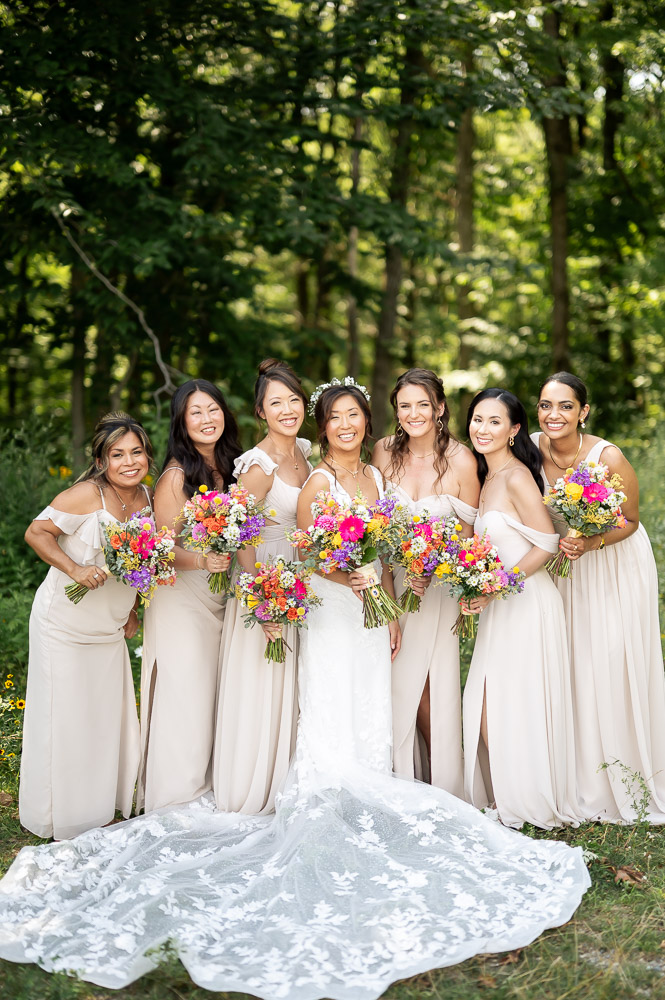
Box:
598, 535, 605, 550
196, 554, 204, 570
129, 608, 138, 619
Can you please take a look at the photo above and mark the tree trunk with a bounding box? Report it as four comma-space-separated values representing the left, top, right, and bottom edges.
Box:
456, 49, 475, 386
70, 268, 88, 470
371, 39, 420, 434
347, 115, 363, 379
542, 8, 572, 372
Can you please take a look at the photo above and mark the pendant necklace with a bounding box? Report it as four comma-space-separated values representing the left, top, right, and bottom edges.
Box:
268, 436, 300, 470
548, 433, 583, 472
108, 482, 141, 514
328, 456, 361, 479
483, 455, 515, 486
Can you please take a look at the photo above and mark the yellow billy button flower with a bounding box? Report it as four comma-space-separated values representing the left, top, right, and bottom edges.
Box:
199, 484, 208, 492
513, 566, 520, 574
455, 523, 462, 532
450, 534, 459, 542
319, 550, 328, 559
413, 515, 421, 524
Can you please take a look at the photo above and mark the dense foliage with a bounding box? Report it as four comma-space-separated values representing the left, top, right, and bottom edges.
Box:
2, 0, 665, 457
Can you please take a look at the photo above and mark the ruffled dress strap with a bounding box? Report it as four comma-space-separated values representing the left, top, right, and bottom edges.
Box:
234, 448, 279, 479
499, 513, 560, 554
34, 506, 102, 550
304, 467, 336, 490
296, 438, 313, 461
448, 496, 478, 525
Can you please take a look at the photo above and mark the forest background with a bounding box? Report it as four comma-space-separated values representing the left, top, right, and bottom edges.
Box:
2, 2, 665, 997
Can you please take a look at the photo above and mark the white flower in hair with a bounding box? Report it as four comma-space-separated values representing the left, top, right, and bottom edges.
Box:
308, 376, 371, 415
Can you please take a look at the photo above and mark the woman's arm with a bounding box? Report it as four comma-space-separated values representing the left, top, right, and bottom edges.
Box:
235, 463, 274, 574
24, 482, 107, 590
154, 469, 229, 573
559, 445, 640, 560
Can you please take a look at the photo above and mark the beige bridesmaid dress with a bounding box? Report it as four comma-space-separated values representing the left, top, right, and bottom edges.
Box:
137, 470, 227, 813
19, 492, 141, 840
535, 432, 665, 822
463, 510, 582, 829
213, 441, 312, 814
389, 486, 476, 798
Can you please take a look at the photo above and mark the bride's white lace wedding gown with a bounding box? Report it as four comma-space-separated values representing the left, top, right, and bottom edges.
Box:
0, 467, 590, 998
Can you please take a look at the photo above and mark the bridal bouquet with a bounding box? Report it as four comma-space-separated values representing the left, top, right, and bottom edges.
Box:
234, 557, 321, 663
65, 511, 176, 605
436, 530, 525, 639
389, 510, 464, 613
543, 461, 627, 577
179, 485, 269, 594
288, 490, 403, 628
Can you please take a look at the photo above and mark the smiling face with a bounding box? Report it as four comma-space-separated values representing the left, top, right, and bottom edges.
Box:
103, 431, 149, 490
259, 379, 305, 437
395, 383, 443, 440
468, 397, 519, 456
537, 381, 589, 439
184, 390, 225, 448
324, 392, 367, 457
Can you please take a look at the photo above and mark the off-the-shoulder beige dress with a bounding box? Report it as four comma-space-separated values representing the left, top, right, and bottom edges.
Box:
389, 485, 477, 798
19, 493, 140, 840
535, 432, 665, 822
137, 470, 227, 813
213, 440, 312, 814
463, 510, 583, 829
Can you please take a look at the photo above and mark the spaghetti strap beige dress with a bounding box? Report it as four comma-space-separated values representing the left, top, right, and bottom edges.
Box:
19, 487, 142, 840
463, 510, 583, 829
137, 469, 227, 813
213, 440, 312, 814
389, 486, 477, 798
535, 432, 665, 822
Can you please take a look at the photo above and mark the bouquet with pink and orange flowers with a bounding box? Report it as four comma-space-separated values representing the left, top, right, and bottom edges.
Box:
65, 510, 176, 605
234, 557, 321, 663
543, 461, 627, 577
179, 484, 269, 594
288, 490, 403, 628
436, 530, 525, 639
388, 509, 464, 613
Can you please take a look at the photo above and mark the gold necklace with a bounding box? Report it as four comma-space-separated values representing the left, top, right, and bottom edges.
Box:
267, 435, 300, 470
548, 433, 583, 472
108, 481, 142, 514
484, 455, 515, 484
327, 456, 361, 479
408, 447, 435, 459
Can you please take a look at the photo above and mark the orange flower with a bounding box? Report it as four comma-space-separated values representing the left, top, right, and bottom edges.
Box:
109, 535, 122, 549
287, 608, 298, 621
130, 539, 139, 553
411, 558, 425, 576
277, 596, 287, 611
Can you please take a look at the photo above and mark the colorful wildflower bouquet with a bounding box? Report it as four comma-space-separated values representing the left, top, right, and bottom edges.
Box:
388, 509, 464, 613
543, 461, 627, 577
234, 557, 321, 663
289, 490, 403, 629
179, 484, 268, 594
437, 530, 525, 639
65, 510, 177, 605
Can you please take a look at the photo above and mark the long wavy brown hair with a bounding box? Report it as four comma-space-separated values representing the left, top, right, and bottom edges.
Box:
386, 369, 456, 488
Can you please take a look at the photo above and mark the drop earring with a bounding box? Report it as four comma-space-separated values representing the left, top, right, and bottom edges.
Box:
509, 436, 514, 447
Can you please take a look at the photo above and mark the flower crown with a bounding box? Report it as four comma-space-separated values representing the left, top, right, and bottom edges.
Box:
308, 376, 371, 415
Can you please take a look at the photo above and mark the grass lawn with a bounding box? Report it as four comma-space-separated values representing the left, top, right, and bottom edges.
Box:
1, 437, 665, 1000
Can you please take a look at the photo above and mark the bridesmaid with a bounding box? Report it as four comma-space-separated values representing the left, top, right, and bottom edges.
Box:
213, 359, 311, 814
535, 371, 665, 822
137, 379, 242, 813
372, 369, 479, 796
21, 412, 150, 839
462, 388, 582, 829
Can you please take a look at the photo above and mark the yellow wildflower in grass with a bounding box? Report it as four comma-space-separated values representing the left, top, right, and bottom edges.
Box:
564, 482, 584, 502
16, 700, 25, 710
59, 465, 72, 478
4, 680, 13, 689
49, 466, 57, 476
143, 474, 155, 487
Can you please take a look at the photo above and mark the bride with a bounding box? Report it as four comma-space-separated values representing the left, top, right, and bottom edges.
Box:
0, 378, 590, 999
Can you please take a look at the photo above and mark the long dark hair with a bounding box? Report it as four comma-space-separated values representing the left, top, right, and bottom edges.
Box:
254, 358, 308, 419
76, 411, 153, 484
466, 388, 543, 493
387, 368, 456, 487
162, 380, 242, 498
